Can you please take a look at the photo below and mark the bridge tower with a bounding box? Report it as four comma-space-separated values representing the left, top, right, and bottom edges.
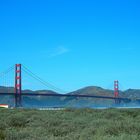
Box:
114, 80, 120, 104
114, 80, 119, 97
15, 64, 22, 107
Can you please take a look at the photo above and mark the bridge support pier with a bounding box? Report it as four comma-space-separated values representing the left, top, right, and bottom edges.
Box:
15, 64, 22, 108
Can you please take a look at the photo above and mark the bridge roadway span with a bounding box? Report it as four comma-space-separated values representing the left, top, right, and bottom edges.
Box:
0, 92, 136, 102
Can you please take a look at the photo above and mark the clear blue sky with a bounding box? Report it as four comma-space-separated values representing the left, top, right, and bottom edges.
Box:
0, 0, 140, 92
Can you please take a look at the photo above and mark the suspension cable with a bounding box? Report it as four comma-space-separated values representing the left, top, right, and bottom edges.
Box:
0, 65, 14, 78
22, 65, 66, 94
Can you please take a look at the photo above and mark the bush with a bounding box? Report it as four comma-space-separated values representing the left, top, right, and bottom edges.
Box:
0, 109, 140, 140
0, 130, 5, 140
8, 114, 29, 128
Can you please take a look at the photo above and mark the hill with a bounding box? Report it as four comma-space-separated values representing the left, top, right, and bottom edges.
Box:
1, 85, 140, 98
0, 86, 60, 107
69, 86, 140, 98
123, 89, 140, 98
68, 86, 114, 96
0, 86, 58, 94
0, 86, 140, 108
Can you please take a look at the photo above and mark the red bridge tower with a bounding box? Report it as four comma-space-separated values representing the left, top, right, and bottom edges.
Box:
15, 64, 22, 107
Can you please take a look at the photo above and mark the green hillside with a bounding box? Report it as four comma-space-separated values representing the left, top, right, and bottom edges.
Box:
69, 86, 114, 96
1, 86, 140, 98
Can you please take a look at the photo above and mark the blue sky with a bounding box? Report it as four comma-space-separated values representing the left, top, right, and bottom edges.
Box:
0, 0, 140, 92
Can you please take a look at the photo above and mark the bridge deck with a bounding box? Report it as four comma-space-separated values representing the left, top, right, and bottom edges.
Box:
0, 93, 132, 101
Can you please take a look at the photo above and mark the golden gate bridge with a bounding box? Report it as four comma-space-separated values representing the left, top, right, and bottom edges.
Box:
0, 64, 139, 108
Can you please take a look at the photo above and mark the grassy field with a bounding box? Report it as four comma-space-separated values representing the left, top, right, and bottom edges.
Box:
0, 108, 140, 140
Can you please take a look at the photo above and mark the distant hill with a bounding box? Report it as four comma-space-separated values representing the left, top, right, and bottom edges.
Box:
0, 86, 59, 107
0, 86, 14, 93
68, 86, 114, 96
1, 86, 140, 98
0, 86, 140, 108
0, 86, 58, 94
123, 89, 140, 98
67, 86, 115, 107
68, 86, 140, 98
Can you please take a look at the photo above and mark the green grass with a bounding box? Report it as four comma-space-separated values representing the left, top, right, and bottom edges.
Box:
0, 108, 140, 140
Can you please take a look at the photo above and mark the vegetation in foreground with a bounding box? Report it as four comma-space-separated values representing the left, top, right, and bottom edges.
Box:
0, 108, 140, 140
